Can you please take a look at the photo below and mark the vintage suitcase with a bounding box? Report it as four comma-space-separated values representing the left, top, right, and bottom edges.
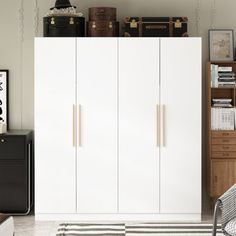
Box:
44, 16, 85, 37
89, 7, 116, 21
123, 17, 188, 37
87, 21, 119, 37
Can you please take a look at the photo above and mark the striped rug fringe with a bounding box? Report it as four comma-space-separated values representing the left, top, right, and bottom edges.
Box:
57, 223, 223, 236
57, 223, 125, 236
126, 223, 223, 235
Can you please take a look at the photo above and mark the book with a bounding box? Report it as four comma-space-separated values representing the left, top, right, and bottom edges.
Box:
218, 81, 236, 85
210, 65, 236, 87
210, 64, 214, 87
212, 104, 233, 107
212, 99, 232, 103
218, 72, 235, 77
218, 78, 235, 81
211, 108, 235, 130
218, 66, 233, 72
218, 81, 235, 85
212, 98, 233, 107
218, 84, 236, 87
211, 64, 219, 87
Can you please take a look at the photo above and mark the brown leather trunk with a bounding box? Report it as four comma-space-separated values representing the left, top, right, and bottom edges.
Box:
44, 16, 85, 37
87, 21, 119, 37
89, 7, 116, 21
123, 17, 188, 37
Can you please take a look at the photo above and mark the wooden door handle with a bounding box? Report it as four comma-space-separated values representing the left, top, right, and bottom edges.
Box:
77, 104, 81, 147
161, 105, 166, 147
73, 105, 77, 147
157, 105, 160, 147
73, 104, 81, 147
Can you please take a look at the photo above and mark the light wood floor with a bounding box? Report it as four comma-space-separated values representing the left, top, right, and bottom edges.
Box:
13, 214, 214, 236
14, 216, 58, 236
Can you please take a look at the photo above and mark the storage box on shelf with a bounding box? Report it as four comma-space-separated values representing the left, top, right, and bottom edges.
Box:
207, 61, 236, 198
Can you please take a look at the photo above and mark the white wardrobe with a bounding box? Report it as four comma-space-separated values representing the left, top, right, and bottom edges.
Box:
35, 37, 201, 221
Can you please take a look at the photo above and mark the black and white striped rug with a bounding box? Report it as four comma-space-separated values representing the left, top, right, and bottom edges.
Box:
56, 223, 223, 235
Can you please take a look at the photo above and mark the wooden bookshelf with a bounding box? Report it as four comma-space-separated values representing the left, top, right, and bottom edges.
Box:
207, 61, 236, 198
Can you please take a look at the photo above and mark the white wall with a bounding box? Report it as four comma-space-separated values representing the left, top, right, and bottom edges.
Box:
0, 0, 230, 130
0, 0, 235, 210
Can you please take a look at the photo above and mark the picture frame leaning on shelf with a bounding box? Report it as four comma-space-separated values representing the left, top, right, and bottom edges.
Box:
209, 29, 234, 61
0, 70, 8, 132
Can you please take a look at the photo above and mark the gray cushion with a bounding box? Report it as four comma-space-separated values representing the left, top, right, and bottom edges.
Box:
225, 217, 236, 236
219, 183, 236, 229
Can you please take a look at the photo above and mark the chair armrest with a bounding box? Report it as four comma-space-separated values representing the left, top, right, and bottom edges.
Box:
212, 200, 221, 236
219, 183, 236, 228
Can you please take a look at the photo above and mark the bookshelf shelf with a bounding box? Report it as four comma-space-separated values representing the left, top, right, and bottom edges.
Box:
212, 87, 235, 89
207, 61, 236, 199
211, 61, 236, 64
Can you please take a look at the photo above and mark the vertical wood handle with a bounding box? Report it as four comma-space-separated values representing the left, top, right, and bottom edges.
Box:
157, 105, 160, 147
161, 105, 166, 147
73, 105, 77, 147
77, 104, 81, 147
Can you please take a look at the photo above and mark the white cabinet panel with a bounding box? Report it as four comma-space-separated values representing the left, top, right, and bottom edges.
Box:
35, 38, 76, 213
119, 38, 160, 213
160, 38, 201, 213
34, 37, 201, 217
77, 38, 118, 213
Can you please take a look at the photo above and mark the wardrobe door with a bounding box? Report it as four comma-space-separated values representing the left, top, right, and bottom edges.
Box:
119, 38, 160, 213
77, 38, 117, 213
35, 38, 76, 213
160, 38, 201, 213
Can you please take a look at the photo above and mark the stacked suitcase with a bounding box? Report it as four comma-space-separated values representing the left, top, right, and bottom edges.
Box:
87, 7, 119, 37
43, 0, 189, 37
43, 0, 85, 37
44, 16, 85, 37
123, 17, 188, 37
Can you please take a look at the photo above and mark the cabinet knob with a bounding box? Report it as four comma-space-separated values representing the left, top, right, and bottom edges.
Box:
1, 139, 4, 143
214, 176, 218, 183
223, 153, 229, 157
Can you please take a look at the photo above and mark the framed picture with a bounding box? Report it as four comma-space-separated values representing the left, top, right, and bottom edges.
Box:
0, 70, 8, 129
209, 29, 234, 61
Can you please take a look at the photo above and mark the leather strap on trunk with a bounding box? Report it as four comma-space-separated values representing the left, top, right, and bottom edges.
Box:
169, 17, 173, 37
145, 25, 167, 29
139, 17, 142, 37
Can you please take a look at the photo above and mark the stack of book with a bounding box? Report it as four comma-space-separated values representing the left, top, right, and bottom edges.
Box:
211, 107, 235, 130
218, 66, 235, 87
211, 64, 235, 87
212, 99, 233, 108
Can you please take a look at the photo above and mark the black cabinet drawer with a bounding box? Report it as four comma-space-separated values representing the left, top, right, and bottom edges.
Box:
0, 185, 28, 213
0, 130, 33, 214
0, 162, 28, 213
0, 137, 25, 159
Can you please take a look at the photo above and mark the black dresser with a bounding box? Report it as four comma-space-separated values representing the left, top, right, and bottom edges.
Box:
0, 130, 33, 214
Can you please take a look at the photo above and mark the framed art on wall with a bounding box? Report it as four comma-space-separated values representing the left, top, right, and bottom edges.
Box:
0, 70, 8, 130
209, 29, 234, 61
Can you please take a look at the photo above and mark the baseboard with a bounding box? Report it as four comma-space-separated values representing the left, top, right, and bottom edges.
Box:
35, 213, 201, 222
